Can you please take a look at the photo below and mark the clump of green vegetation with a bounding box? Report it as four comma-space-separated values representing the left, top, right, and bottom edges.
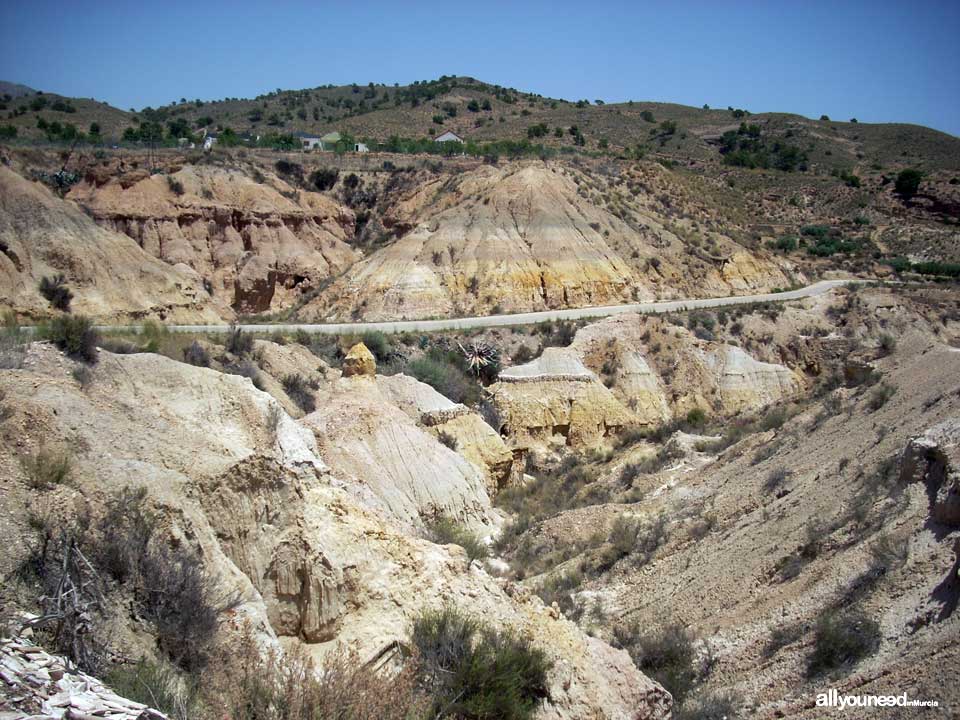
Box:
406, 347, 479, 405
719, 123, 806, 171
182, 340, 210, 367
807, 609, 880, 677
867, 382, 896, 412
39, 274, 73, 311
412, 606, 552, 720
613, 622, 701, 705
44, 314, 99, 363
427, 518, 489, 562
361, 330, 392, 361
894, 168, 923, 199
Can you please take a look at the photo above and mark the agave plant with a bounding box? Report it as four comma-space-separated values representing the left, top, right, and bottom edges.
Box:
458, 341, 500, 379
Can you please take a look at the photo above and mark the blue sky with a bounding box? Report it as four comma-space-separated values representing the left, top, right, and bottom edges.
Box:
2, 0, 958, 135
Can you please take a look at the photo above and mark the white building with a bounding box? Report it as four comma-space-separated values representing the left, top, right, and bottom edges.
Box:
354, 142, 369, 153
434, 130, 464, 144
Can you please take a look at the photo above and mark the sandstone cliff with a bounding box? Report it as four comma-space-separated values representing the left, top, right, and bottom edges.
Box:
0, 166, 220, 323
68, 164, 358, 315
487, 347, 636, 449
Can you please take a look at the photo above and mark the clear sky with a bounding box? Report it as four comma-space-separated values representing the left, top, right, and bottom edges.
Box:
2, 0, 958, 135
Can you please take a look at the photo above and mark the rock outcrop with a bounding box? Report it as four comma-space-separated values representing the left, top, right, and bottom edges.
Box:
377, 373, 517, 494
304, 374, 498, 531
0, 166, 220, 323
487, 347, 636, 449
0, 636, 168, 719
342, 341, 376, 377
68, 164, 358, 315
900, 418, 960, 526
570, 312, 803, 422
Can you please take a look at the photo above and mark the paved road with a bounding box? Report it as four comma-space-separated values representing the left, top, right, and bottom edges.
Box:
129, 278, 865, 336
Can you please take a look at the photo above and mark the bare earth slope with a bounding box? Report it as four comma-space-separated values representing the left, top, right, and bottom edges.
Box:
304, 162, 793, 321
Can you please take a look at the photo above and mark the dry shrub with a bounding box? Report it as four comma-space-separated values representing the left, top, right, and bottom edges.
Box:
20, 446, 72, 489
220, 623, 425, 720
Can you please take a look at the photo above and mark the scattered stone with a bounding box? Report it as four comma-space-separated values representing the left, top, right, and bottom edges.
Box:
0, 637, 168, 720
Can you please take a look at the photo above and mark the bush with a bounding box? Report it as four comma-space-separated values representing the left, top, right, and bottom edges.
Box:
438, 430, 458, 450
105, 659, 199, 720
20, 446, 72, 489
45, 314, 99, 363
894, 168, 923, 199
867, 382, 896, 412
39, 274, 73, 311
222, 627, 423, 720
878, 333, 897, 356
763, 467, 791, 494
807, 609, 880, 677
93, 486, 156, 583
139, 544, 222, 672
226, 361, 266, 391
225, 324, 254, 356
166, 176, 185, 196
182, 340, 210, 367
282, 373, 317, 413
609, 515, 640, 557
619, 622, 699, 704
407, 351, 478, 405
412, 607, 551, 720
428, 518, 489, 561
361, 330, 392, 361
685, 408, 707, 428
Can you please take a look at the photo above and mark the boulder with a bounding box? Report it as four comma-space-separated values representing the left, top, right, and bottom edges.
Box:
343, 342, 376, 377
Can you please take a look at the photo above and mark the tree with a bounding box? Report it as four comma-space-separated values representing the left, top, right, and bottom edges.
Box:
895, 168, 923, 199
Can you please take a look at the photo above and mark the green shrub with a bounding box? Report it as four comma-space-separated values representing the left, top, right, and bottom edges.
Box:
534, 571, 583, 618
309, 167, 339, 191
412, 607, 551, 720
39, 274, 73, 311
20, 446, 72, 489
894, 168, 923, 198
685, 408, 707, 428
407, 350, 478, 405
139, 544, 222, 672
361, 330, 392, 361
166, 176, 185, 196
618, 622, 699, 704
878, 333, 897, 356
807, 609, 880, 677
608, 515, 640, 557
427, 518, 489, 561
105, 659, 199, 720
45, 314, 99, 363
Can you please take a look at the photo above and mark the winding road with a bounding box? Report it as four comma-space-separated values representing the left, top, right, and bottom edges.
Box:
136, 278, 866, 336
